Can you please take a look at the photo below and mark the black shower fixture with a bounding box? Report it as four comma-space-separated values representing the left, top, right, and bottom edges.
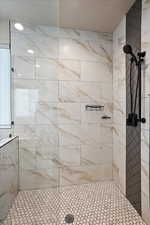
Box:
123, 44, 146, 127
65, 214, 74, 224
123, 44, 138, 65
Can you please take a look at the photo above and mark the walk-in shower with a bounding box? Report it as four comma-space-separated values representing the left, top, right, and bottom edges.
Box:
0, 0, 150, 224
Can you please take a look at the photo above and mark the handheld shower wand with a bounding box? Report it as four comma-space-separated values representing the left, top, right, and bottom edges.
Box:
123, 44, 146, 127
123, 45, 138, 65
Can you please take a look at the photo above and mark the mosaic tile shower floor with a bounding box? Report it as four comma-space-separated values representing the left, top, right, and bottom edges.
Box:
2, 182, 146, 225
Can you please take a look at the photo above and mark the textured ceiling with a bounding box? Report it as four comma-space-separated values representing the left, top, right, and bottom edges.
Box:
0, 0, 135, 32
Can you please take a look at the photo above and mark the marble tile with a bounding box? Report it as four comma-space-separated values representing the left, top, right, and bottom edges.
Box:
11, 31, 36, 56
14, 79, 59, 104
141, 64, 150, 97
113, 57, 126, 83
13, 56, 35, 79
58, 124, 81, 147
13, 79, 38, 101
79, 31, 112, 42
19, 139, 36, 170
11, 28, 59, 58
80, 124, 101, 147
11, 24, 114, 192
59, 28, 81, 40
112, 123, 126, 193
113, 79, 126, 103
141, 129, 150, 225
113, 24, 125, 81
57, 103, 81, 124
141, 194, 150, 225
36, 25, 59, 38
112, 16, 126, 195
19, 167, 59, 190
113, 124, 125, 154
60, 165, 112, 186
59, 81, 102, 104
59, 28, 112, 42
35, 156, 57, 170
100, 124, 113, 144
59, 38, 112, 63
141, 129, 149, 192
13, 125, 36, 140
35, 58, 58, 80
36, 80, 59, 102
32, 35, 59, 58
35, 102, 58, 125
59, 81, 81, 103
142, 2, 150, 223
14, 126, 37, 172
59, 146, 80, 167
13, 82, 37, 124
81, 144, 112, 165
35, 125, 59, 167
0, 137, 19, 222
113, 18, 126, 54
100, 83, 112, 103
81, 124, 113, 147
35, 125, 59, 147
141, 97, 150, 131
58, 59, 81, 81
142, 1, 150, 45
36, 145, 58, 167
81, 61, 112, 82
79, 82, 103, 103
113, 100, 126, 125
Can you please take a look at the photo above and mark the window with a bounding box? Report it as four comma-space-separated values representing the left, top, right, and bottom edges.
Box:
0, 46, 11, 128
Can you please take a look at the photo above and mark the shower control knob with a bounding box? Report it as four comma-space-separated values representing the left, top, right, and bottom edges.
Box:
102, 115, 111, 119
141, 118, 146, 123
138, 51, 146, 58
11, 67, 14, 72
65, 214, 74, 224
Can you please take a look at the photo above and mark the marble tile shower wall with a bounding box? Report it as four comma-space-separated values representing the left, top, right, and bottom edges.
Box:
0, 137, 19, 222
141, 0, 150, 224
11, 24, 113, 190
113, 17, 126, 195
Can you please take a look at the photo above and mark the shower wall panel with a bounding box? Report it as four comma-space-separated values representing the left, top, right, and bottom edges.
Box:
113, 0, 150, 222
141, 0, 150, 224
113, 17, 126, 194
11, 24, 113, 190
126, 0, 142, 215
0, 137, 19, 222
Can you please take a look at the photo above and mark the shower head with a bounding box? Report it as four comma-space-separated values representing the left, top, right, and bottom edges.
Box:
123, 44, 138, 64
123, 45, 133, 54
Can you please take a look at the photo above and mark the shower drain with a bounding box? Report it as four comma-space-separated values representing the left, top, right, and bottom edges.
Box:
65, 214, 74, 224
